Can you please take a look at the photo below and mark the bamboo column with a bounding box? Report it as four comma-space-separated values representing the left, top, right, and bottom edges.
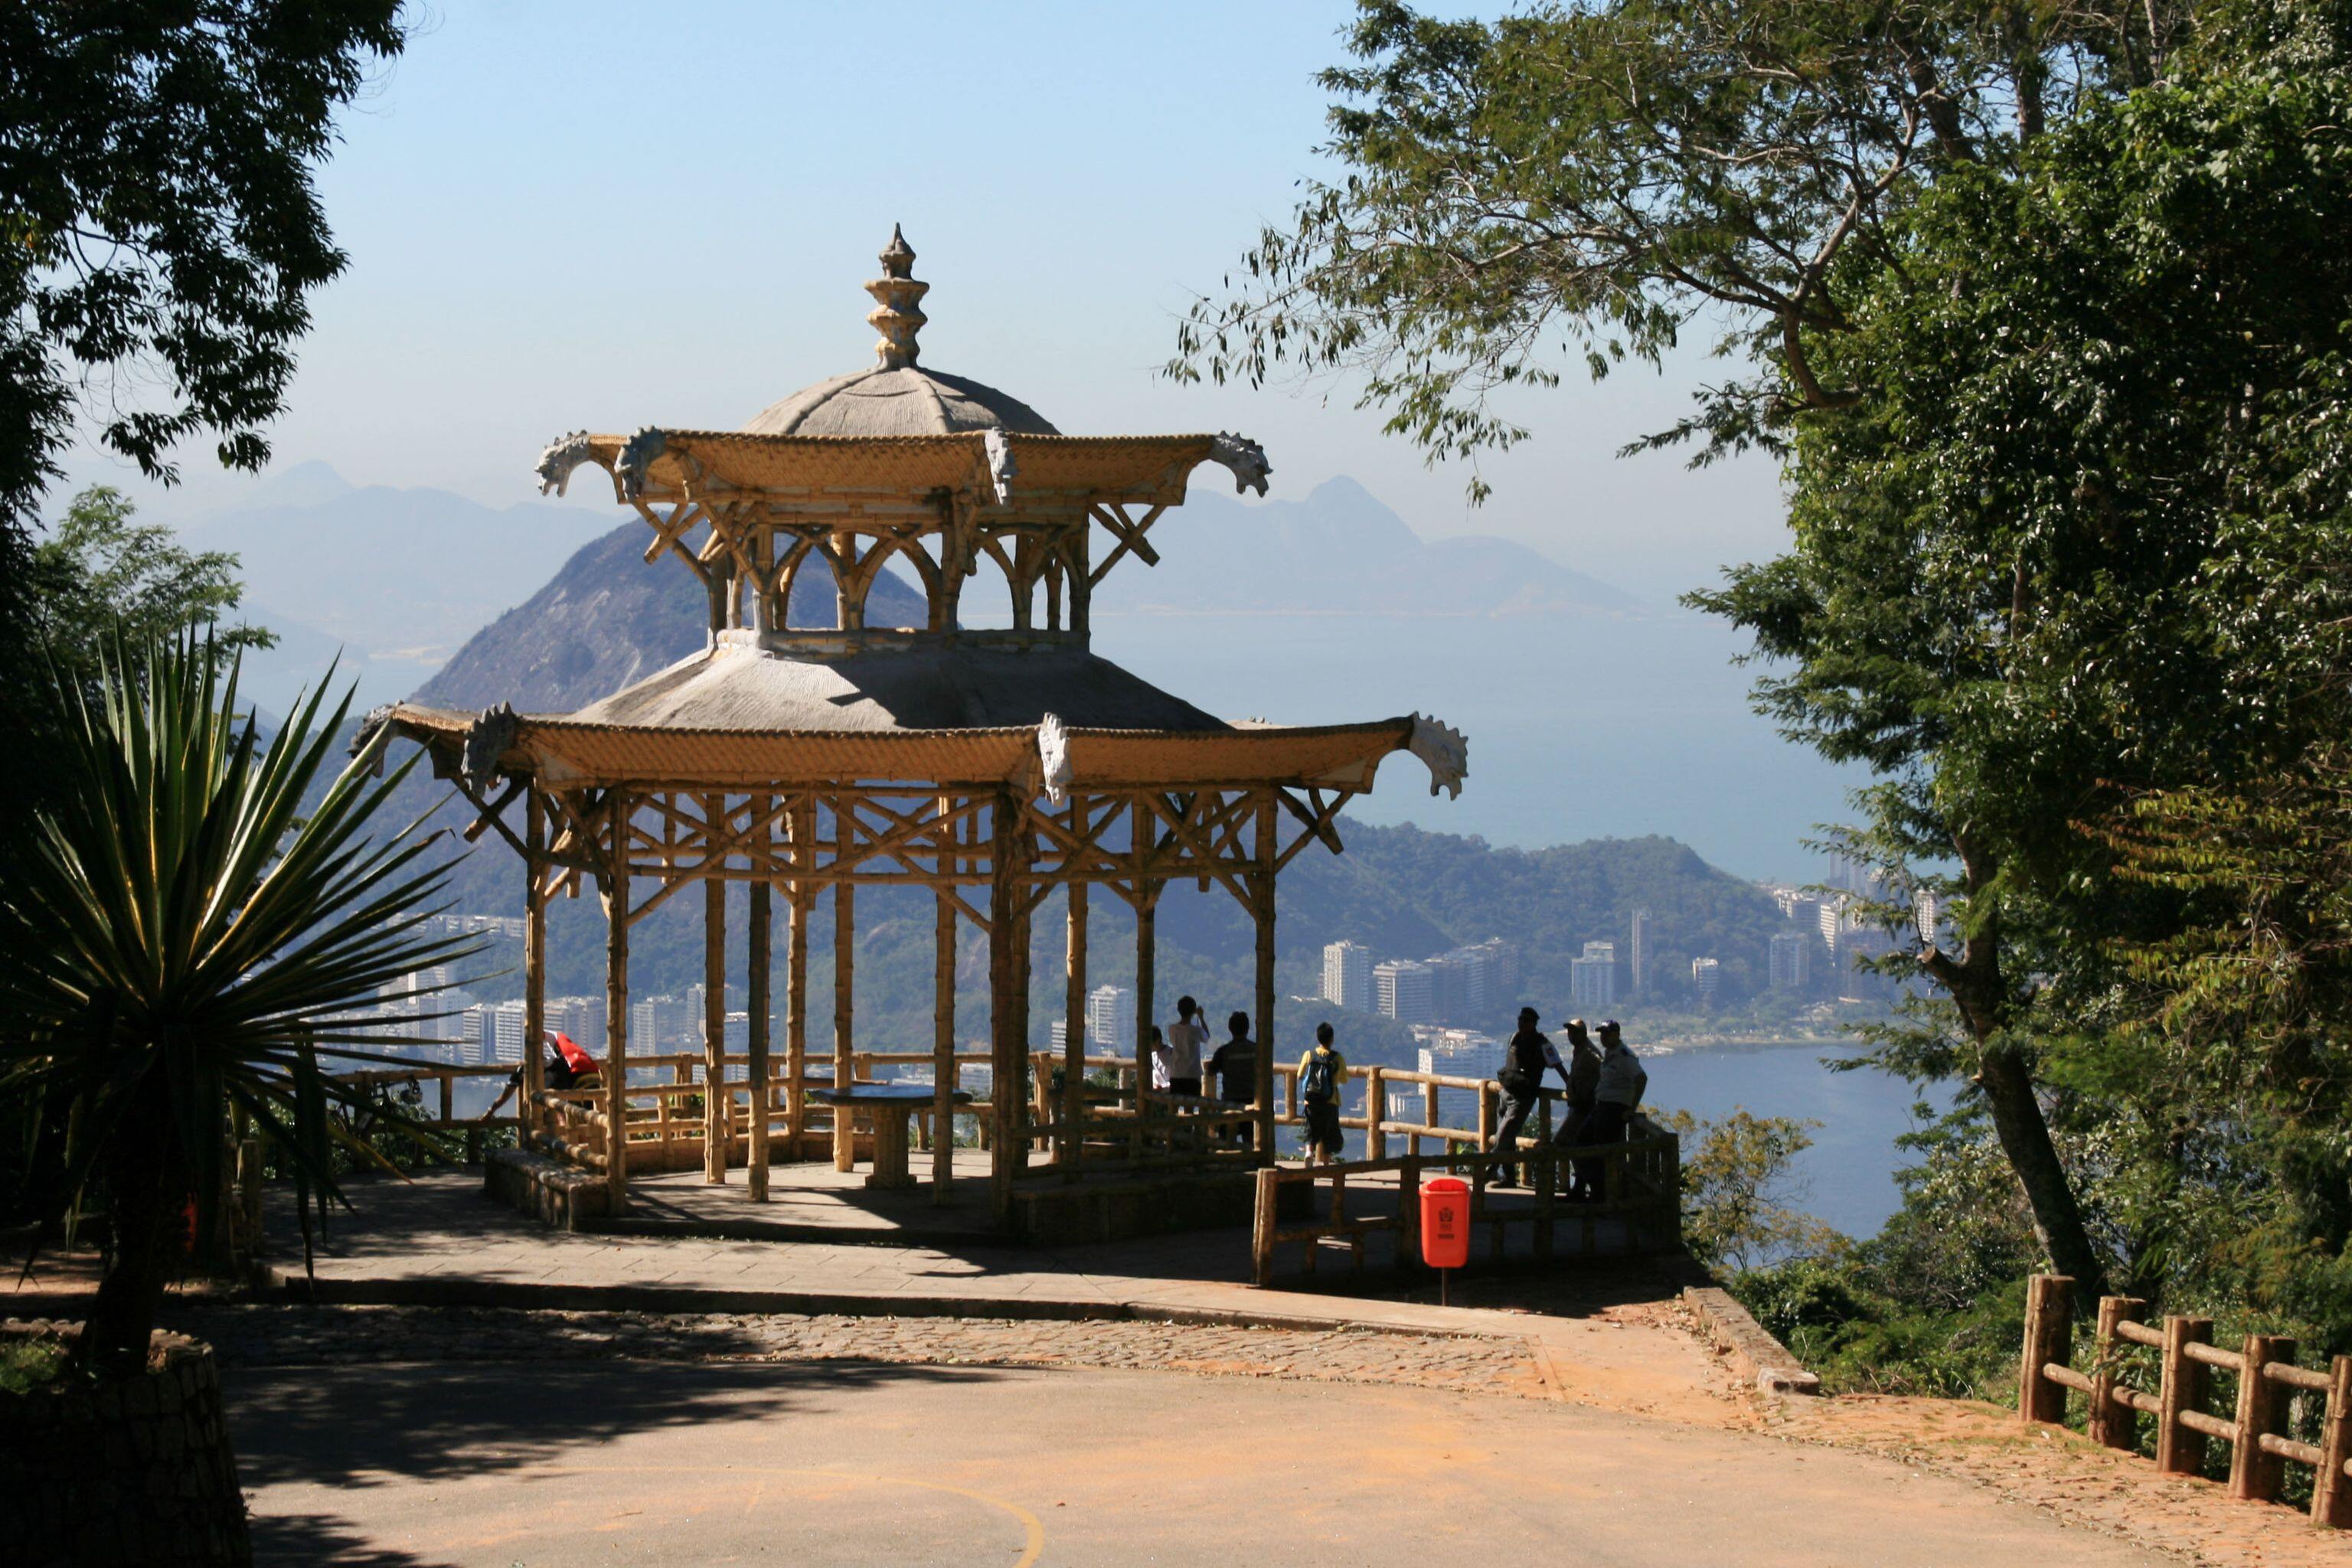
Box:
989, 789, 1020, 1225
833, 874, 857, 1173
1012, 836, 1034, 1158
1061, 877, 1087, 1174
1135, 889, 1158, 1093
702, 795, 728, 1184
521, 789, 547, 1151
786, 799, 812, 1155
746, 802, 772, 1202
1252, 789, 1277, 1165
930, 792, 957, 1203
603, 790, 631, 1210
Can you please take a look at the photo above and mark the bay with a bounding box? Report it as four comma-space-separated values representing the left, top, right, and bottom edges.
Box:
1645, 1040, 1950, 1240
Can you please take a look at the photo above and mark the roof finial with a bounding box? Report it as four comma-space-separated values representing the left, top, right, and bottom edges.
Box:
864, 224, 928, 370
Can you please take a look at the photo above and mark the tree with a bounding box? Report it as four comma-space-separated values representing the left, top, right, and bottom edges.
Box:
0, 2, 404, 823
1169, 0, 2185, 492
1174, 2, 2352, 1295
1664, 1108, 1843, 1273
30, 485, 275, 679
1694, 69, 2352, 1297
0, 636, 474, 1372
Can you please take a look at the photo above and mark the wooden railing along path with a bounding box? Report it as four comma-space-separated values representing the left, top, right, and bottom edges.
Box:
2020, 1273, 2352, 1527
331, 1050, 1684, 1260
1250, 1111, 1679, 1285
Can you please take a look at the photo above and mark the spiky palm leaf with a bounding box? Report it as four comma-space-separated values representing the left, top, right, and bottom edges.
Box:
0, 634, 481, 1367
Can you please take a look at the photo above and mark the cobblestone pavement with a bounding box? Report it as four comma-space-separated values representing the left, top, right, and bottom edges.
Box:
155, 1302, 1552, 1397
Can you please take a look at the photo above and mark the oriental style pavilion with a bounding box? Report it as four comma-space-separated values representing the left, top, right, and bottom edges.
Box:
366, 229, 1466, 1228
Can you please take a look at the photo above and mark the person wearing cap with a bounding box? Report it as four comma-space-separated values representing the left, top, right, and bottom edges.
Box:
1572, 1019, 1649, 1200
1486, 1006, 1573, 1187
1549, 1018, 1604, 1161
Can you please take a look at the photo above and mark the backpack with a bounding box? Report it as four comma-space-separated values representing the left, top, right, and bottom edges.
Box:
1301, 1049, 1341, 1102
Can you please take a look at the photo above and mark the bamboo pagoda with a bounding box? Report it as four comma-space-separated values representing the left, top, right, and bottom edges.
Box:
365, 228, 1467, 1229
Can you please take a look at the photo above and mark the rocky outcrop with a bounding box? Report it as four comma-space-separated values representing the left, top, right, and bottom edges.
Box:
413, 521, 929, 712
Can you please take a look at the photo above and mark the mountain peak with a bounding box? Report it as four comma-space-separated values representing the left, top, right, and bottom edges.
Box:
251, 459, 352, 508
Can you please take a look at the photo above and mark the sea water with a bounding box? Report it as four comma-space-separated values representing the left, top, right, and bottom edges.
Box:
1643, 1040, 1950, 1240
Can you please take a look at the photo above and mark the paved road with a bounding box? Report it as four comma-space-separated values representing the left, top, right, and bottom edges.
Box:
228, 1360, 2175, 1566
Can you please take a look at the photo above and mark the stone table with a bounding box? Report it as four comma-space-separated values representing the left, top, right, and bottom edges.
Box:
808, 1083, 973, 1190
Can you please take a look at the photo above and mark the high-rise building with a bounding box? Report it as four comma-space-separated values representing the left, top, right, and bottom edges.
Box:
492, 999, 528, 1064
1569, 940, 1617, 1011
1690, 956, 1721, 1002
1321, 939, 1373, 1010
1049, 1019, 1069, 1054
1426, 945, 1497, 1025
1914, 889, 1942, 948
1818, 897, 1845, 954
1413, 1026, 1494, 1125
1769, 930, 1811, 990
545, 995, 606, 1050
1086, 984, 1135, 1051
1374, 959, 1436, 1024
450, 1004, 488, 1067
1465, 936, 1521, 998
1628, 910, 1650, 994
630, 995, 680, 1053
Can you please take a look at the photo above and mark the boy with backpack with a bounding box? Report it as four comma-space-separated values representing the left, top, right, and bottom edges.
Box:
1296, 1022, 1347, 1165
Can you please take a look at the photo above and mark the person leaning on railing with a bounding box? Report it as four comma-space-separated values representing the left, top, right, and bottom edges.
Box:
1162, 995, 1208, 1099
1487, 1006, 1574, 1188
1208, 1010, 1256, 1149
1549, 1018, 1602, 1152
1570, 1020, 1648, 1203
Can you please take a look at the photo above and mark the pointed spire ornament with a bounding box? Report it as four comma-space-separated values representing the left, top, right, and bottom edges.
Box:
864, 224, 929, 369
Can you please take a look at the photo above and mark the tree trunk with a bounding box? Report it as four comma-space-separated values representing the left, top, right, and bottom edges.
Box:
1977, 1040, 2108, 1295
78, 1072, 182, 1375
1924, 836, 2109, 1298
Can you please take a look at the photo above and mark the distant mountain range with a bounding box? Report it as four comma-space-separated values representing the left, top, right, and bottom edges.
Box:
180, 460, 611, 665
176, 462, 1638, 712
1093, 475, 1639, 619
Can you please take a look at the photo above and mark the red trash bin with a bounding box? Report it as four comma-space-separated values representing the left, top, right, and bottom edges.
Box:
1420, 1176, 1471, 1271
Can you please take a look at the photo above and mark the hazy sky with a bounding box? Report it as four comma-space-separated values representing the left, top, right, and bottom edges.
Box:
65, 0, 1785, 607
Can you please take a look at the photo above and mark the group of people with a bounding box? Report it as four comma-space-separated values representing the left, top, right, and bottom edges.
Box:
1143, 997, 1645, 1188
1488, 1008, 1647, 1197
1145, 995, 1261, 1147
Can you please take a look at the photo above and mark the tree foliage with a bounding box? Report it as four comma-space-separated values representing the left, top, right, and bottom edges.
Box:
0, 2, 403, 831
30, 485, 274, 681
1662, 1107, 1844, 1272
1169, 0, 2192, 491
1181, 0, 2352, 1316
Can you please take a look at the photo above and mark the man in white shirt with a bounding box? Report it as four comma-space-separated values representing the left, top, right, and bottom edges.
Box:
1158, 995, 1208, 1099
1573, 1019, 1648, 1199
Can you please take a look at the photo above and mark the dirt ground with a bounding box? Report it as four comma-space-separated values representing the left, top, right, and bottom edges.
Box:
1766, 1394, 2352, 1568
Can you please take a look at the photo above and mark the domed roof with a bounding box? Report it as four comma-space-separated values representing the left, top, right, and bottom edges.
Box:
741, 226, 1060, 439
741, 364, 1057, 437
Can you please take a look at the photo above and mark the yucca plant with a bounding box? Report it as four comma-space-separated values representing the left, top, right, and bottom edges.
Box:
0, 634, 479, 1374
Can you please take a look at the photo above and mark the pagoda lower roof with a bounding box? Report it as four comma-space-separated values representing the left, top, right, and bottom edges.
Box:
380, 635, 1464, 795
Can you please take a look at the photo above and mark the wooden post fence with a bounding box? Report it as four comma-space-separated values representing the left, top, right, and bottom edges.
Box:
2020, 1275, 2352, 1528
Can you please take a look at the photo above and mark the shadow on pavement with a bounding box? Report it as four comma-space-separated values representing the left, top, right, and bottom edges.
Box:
226, 1357, 1010, 1494
250, 1512, 449, 1568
